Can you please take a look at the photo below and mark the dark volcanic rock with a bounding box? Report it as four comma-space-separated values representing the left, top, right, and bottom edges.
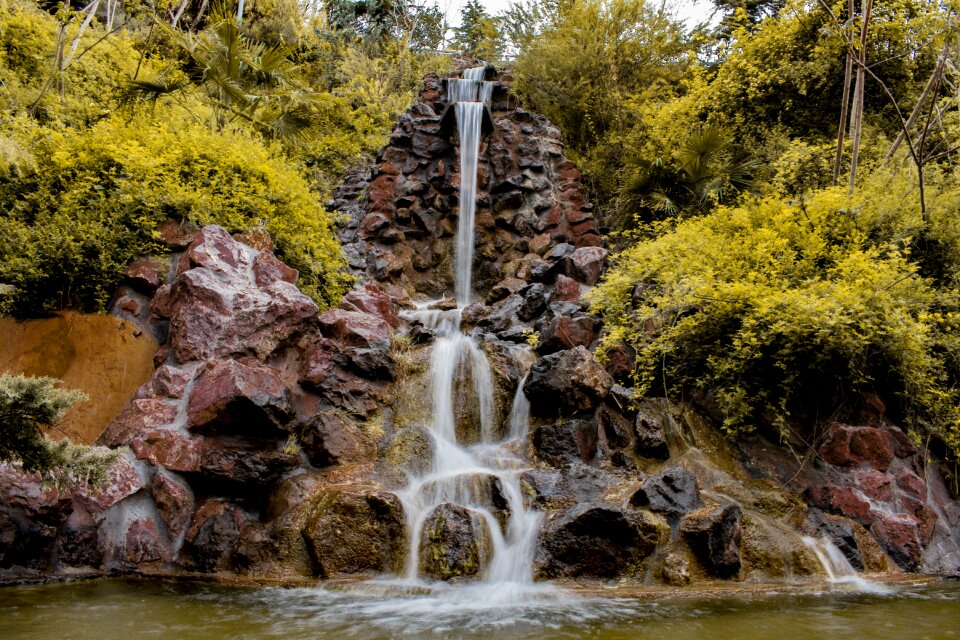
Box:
195, 446, 300, 489
302, 487, 405, 577
803, 510, 864, 571
681, 504, 743, 578
536, 504, 663, 578
524, 346, 612, 418
0, 465, 72, 570
634, 406, 670, 459
531, 419, 598, 466
630, 468, 702, 518
418, 503, 487, 581
183, 499, 251, 572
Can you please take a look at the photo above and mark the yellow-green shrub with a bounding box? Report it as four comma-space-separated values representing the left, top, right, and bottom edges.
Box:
590, 173, 960, 456
0, 109, 351, 315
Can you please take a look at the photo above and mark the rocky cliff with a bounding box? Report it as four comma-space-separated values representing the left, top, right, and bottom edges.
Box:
2, 67, 959, 584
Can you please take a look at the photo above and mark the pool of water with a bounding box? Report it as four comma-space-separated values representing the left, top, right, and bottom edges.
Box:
3, 577, 959, 639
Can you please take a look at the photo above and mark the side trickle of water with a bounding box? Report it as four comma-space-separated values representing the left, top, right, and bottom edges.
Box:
801, 536, 889, 593
396, 67, 544, 590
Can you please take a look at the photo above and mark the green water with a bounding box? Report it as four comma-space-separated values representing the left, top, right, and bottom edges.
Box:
2, 578, 959, 640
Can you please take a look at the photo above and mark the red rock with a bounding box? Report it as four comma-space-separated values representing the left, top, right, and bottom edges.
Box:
340, 283, 402, 329
367, 174, 398, 207
856, 470, 893, 502
167, 227, 318, 362
299, 411, 368, 467
235, 228, 275, 252
124, 258, 167, 295
135, 365, 193, 401
896, 470, 926, 501
360, 213, 392, 239
119, 298, 141, 316
150, 284, 174, 319
122, 517, 166, 565
566, 208, 594, 225
129, 429, 205, 473
538, 315, 598, 355
71, 454, 145, 517
97, 399, 179, 446
569, 246, 608, 286
300, 340, 338, 388
551, 275, 581, 302
556, 161, 581, 182
870, 512, 923, 570
186, 359, 292, 436
151, 470, 195, 541
156, 219, 198, 250
602, 340, 637, 384
540, 205, 563, 231
807, 485, 873, 522
529, 234, 553, 256
252, 251, 298, 287
818, 424, 896, 471
179, 226, 244, 274
317, 309, 392, 349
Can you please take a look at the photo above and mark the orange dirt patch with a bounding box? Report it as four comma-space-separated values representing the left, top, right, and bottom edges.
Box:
0, 311, 158, 444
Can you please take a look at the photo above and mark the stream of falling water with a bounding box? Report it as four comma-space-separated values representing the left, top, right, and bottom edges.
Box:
394, 67, 544, 597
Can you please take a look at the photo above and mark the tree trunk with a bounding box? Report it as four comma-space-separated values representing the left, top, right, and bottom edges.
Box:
847, 0, 873, 190
832, 0, 855, 185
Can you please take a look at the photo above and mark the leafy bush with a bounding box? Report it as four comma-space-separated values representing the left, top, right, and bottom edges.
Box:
0, 373, 116, 487
590, 174, 960, 456
0, 110, 351, 315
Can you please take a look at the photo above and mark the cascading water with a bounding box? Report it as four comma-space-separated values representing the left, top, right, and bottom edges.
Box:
395, 66, 543, 595
801, 536, 889, 593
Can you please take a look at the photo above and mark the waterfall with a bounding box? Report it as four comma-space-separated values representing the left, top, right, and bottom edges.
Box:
801, 536, 889, 593
396, 67, 543, 591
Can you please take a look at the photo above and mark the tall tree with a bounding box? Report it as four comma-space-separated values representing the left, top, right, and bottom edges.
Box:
451, 0, 502, 60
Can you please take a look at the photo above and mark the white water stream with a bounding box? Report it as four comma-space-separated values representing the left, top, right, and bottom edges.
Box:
801, 536, 890, 593
395, 67, 543, 592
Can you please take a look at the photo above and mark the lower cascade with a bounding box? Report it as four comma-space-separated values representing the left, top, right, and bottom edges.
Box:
397, 66, 542, 588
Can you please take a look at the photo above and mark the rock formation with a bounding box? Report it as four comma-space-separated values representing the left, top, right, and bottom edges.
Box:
2, 66, 959, 585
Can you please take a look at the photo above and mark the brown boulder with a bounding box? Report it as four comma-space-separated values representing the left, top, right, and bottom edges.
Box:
536, 504, 664, 578
301, 486, 405, 578
531, 420, 598, 466
418, 503, 488, 581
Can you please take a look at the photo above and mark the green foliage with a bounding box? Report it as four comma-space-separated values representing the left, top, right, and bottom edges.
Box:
512, 0, 692, 209
622, 125, 756, 223
0, 0, 454, 317
590, 171, 960, 457
0, 373, 116, 488
0, 110, 352, 315
451, 0, 503, 60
